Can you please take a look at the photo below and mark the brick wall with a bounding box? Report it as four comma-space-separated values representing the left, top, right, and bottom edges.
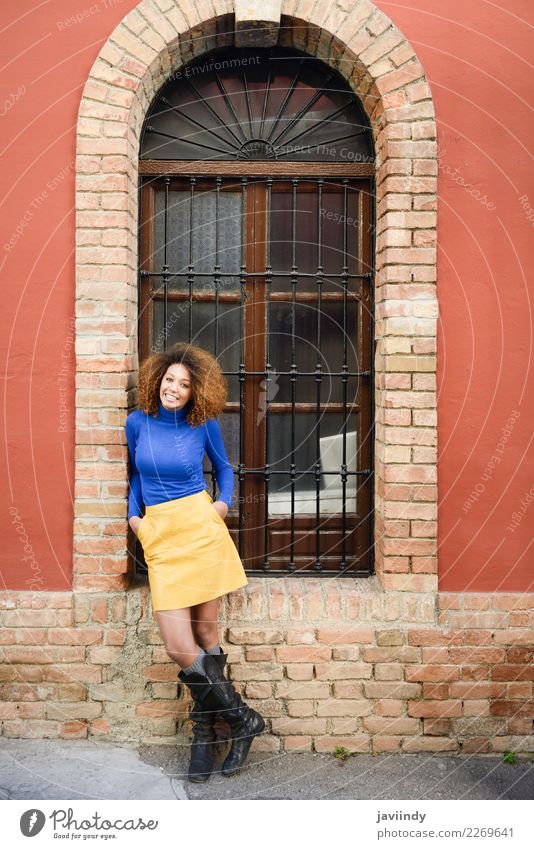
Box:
1, 585, 532, 753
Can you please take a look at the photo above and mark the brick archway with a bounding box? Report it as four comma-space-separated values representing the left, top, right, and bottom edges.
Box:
74, 0, 438, 597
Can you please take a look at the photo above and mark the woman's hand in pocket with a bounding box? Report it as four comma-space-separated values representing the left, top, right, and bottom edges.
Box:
129, 516, 143, 538
212, 501, 229, 520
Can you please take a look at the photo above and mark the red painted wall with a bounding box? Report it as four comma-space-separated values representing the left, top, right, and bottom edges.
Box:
1, 0, 532, 592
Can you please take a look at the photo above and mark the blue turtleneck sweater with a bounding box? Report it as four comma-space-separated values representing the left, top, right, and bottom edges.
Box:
125, 402, 235, 520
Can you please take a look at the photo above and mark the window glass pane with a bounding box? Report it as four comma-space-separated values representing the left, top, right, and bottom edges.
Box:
267, 413, 358, 514
153, 189, 242, 291
270, 186, 359, 292
268, 300, 359, 401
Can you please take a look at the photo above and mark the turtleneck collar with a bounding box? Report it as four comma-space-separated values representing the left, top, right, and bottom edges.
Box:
156, 401, 189, 423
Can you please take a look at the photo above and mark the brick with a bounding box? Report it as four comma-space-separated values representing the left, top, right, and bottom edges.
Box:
314, 735, 370, 753
227, 628, 283, 644
271, 718, 327, 735
421, 647, 449, 664
403, 736, 457, 753
0, 703, 45, 720
1, 647, 85, 664
333, 682, 363, 699
406, 665, 460, 682
316, 700, 372, 717
315, 663, 373, 680
44, 665, 102, 684
422, 683, 450, 699
275, 680, 330, 700
508, 719, 533, 735
317, 627, 374, 644
381, 574, 437, 592
2, 720, 61, 738
376, 630, 406, 646
230, 663, 283, 681
285, 664, 314, 681
490, 735, 534, 753
0, 684, 56, 701
285, 628, 316, 645
246, 646, 272, 662
507, 682, 532, 699
287, 700, 314, 718
284, 736, 313, 751
142, 664, 178, 682
449, 647, 505, 664
364, 681, 421, 699
507, 648, 534, 664
460, 737, 491, 753
88, 646, 122, 664
361, 646, 420, 662
46, 702, 102, 720
373, 736, 402, 752
0, 610, 72, 627
491, 665, 534, 682
332, 646, 360, 661
245, 682, 272, 699
408, 700, 463, 718
364, 717, 420, 735
374, 663, 404, 680
461, 666, 490, 681
423, 718, 451, 736
331, 717, 360, 734
376, 699, 404, 716
61, 721, 88, 739
409, 629, 490, 647
452, 717, 506, 737
48, 628, 103, 646
463, 700, 490, 717
275, 646, 332, 662
490, 701, 534, 718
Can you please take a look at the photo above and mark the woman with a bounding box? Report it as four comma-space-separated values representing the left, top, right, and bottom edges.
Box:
125, 342, 264, 782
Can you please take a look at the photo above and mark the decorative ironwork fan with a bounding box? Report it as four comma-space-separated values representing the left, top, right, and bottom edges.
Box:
140, 47, 374, 163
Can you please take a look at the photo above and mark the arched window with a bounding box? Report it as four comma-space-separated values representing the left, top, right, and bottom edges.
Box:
140, 47, 374, 163
138, 47, 375, 576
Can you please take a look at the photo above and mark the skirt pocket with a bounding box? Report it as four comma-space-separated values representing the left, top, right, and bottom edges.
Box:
137, 515, 151, 550
202, 489, 227, 528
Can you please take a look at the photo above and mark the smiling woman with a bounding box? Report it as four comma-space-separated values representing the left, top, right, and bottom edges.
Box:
125, 341, 265, 782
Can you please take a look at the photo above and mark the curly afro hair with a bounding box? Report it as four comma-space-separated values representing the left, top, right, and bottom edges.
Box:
137, 342, 228, 426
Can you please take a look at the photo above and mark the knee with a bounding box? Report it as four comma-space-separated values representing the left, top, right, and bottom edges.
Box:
193, 621, 218, 649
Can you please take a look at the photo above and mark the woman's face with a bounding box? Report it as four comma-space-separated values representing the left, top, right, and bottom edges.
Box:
160, 363, 193, 412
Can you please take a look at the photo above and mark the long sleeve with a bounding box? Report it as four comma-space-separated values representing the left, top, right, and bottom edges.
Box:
205, 418, 235, 509
125, 414, 144, 520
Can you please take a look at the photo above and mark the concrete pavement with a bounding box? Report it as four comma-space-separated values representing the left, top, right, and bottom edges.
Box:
0, 738, 532, 800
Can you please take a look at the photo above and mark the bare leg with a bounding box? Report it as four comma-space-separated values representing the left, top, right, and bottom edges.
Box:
191, 597, 220, 651
154, 607, 201, 669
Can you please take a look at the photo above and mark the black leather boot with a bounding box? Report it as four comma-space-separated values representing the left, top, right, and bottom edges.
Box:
201, 654, 265, 776
178, 653, 227, 782
180, 654, 265, 778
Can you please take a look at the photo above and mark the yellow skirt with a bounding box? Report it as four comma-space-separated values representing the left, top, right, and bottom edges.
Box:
137, 489, 248, 611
